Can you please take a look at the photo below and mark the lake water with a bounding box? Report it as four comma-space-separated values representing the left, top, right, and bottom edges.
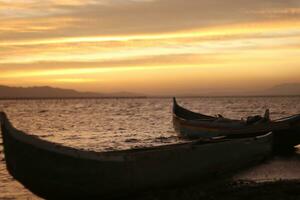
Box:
0, 97, 300, 199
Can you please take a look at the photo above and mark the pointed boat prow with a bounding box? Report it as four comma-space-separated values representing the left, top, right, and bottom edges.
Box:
264, 109, 270, 121
0, 111, 5, 120
173, 97, 177, 106
0, 111, 7, 126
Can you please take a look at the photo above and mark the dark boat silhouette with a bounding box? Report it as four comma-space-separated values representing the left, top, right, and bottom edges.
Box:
173, 97, 300, 150
0, 112, 272, 199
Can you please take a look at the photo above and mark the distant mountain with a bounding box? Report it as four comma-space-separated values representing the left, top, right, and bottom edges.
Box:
0, 85, 144, 99
263, 83, 300, 96
200, 83, 300, 96
172, 83, 300, 97
1, 83, 298, 98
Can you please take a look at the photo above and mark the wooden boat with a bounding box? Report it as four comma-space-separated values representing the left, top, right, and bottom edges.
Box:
0, 112, 272, 199
173, 97, 300, 150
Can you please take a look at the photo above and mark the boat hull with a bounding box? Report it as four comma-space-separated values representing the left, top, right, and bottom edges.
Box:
273, 120, 300, 151
0, 112, 272, 199
172, 98, 300, 150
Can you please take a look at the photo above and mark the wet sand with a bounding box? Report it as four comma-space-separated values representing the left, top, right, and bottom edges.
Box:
138, 180, 300, 200
136, 151, 300, 200
234, 148, 300, 182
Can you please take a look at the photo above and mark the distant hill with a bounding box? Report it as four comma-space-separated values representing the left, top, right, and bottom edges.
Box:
263, 83, 300, 96
172, 83, 300, 97
0, 85, 144, 99
0, 83, 299, 99
199, 83, 300, 97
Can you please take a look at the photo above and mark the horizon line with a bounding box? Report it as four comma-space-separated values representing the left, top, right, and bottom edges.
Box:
0, 95, 300, 100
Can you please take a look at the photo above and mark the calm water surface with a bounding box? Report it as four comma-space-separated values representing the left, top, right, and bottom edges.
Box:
0, 97, 300, 199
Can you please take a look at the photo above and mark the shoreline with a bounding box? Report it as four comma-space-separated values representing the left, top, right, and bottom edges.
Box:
136, 179, 300, 200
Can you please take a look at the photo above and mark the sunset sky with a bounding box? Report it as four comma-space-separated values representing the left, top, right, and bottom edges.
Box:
1, 0, 300, 95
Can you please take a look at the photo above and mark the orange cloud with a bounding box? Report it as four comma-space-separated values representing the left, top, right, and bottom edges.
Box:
1, 0, 300, 94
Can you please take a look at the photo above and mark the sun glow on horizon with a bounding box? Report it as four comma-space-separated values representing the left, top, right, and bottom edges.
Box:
1, 0, 300, 95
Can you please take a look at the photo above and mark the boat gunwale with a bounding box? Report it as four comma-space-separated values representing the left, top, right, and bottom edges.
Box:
0, 111, 272, 162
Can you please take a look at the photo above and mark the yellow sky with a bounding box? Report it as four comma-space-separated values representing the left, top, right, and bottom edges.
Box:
1, 0, 300, 95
